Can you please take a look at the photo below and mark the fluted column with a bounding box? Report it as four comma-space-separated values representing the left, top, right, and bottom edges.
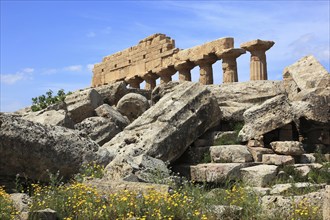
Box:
195, 57, 217, 85
156, 67, 176, 84
174, 61, 195, 82
241, 39, 274, 81
125, 76, 143, 89
217, 48, 246, 83
142, 73, 158, 90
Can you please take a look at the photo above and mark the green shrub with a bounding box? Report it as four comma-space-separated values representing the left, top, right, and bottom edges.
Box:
31, 89, 71, 112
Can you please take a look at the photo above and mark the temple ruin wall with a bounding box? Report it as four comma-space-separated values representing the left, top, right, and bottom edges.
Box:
92, 33, 274, 89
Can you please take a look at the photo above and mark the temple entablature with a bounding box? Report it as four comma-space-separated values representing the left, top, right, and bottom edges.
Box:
92, 34, 274, 90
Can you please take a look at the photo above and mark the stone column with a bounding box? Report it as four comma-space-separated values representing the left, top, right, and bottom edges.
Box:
156, 67, 176, 84
174, 61, 195, 82
125, 76, 143, 89
142, 73, 158, 90
241, 39, 274, 81
217, 48, 246, 83
195, 57, 217, 85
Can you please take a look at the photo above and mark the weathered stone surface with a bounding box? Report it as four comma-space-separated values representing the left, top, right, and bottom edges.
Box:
65, 88, 103, 124
262, 154, 295, 165
116, 93, 150, 122
324, 185, 330, 220
211, 205, 242, 220
293, 163, 323, 176
247, 139, 264, 148
207, 80, 285, 121
94, 81, 128, 106
0, 114, 110, 182
241, 165, 278, 187
238, 95, 294, 142
192, 163, 253, 183
247, 147, 274, 162
270, 141, 305, 155
102, 82, 221, 181
95, 104, 129, 130
283, 55, 330, 94
28, 208, 57, 220
10, 193, 31, 213
210, 145, 253, 163
270, 182, 325, 195
261, 191, 325, 219
23, 109, 74, 129
74, 117, 121, 146
151, 81, 180, 104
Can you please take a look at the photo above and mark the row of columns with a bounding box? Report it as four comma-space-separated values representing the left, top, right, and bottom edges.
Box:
125, 39, 274, 90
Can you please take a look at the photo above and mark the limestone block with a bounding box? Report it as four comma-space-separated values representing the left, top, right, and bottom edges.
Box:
210, 145, 253, 163
23, 109, 74, 129
270, 182, 324, 195
102, 82, 222, 181
240, 164, 278, 187
94, 81, 128, 105
262, 154, 295, 165
0, 114, 110, 182
238, 95, 294, 142
65, 88, 103, 124
211, 205, 242, 220
95, 104, 129, 130
293, 163, 323, 176
28, 208, 57, 220
247, 139, 265, 148
10, 193, 31, 213
247, 147, 274, 162
116, 93, 150, 122
190, 163, 251, 183
283, 55, 330, 92
74, 117, 121, 146
270, 141, 305, 155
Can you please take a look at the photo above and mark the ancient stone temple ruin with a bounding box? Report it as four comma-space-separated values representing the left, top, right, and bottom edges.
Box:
91, 33, 274, 89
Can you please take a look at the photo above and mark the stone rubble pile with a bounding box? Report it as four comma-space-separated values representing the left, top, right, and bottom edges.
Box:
0, 54, 329, 219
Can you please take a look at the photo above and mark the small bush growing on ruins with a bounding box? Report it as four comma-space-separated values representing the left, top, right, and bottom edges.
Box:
0, 186, 19, 219
31, 89, 71, 112
202, 152, 211, 163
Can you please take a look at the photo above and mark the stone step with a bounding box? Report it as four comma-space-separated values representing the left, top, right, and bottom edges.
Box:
172, 163, 256, 183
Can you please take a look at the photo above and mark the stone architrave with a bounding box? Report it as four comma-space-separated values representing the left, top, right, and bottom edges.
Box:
216, 48, 246, 83
195, 56, 217, 85
156, 67, 176, 84
125, 76, 143, 89
241, 39, 274, 80
174, 61, 195, 82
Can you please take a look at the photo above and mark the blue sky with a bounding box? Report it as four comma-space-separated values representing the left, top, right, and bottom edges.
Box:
1, 0, 329, 112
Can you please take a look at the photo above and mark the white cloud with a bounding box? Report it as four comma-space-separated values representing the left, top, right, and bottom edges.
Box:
1, 68, 34, 85
63, 65, 82, 72
87, 64, 94, 72
87, 31, 96, 38
42, 68, 58, 75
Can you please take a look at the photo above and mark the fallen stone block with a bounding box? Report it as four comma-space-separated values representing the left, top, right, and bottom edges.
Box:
116, 93, 150, 122
74, 117, 121, 146
262, 154, 295, 165
247, 147, 274, 162
102, 82, 221, 181
270, 141, 305, 155
95, 104, 130, 130
210, 145, 253, 163
241, 164, 278, 187
65, 88, 103, 124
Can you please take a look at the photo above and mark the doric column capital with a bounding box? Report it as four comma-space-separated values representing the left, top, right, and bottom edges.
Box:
240, 39, 274, 53
216, 48, 246, 59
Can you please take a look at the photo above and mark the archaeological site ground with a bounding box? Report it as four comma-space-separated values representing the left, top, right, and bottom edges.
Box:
1, 34, 329, 220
